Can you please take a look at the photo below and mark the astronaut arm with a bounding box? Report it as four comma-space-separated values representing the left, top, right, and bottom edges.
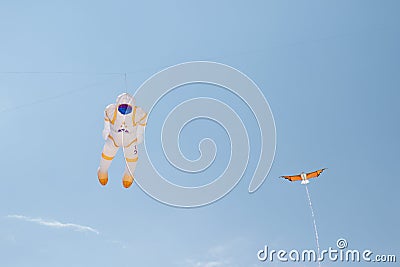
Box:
135, 107, 147, 144
102, 111, 111, 140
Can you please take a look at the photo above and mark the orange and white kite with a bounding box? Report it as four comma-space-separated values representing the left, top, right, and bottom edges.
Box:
281, 168, 326, 184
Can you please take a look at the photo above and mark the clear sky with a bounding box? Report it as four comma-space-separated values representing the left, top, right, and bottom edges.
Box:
0, 1, 399, 266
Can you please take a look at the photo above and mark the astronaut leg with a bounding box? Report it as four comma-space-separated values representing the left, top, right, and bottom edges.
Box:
98, 138, 119, 186
122, 142, 138, 188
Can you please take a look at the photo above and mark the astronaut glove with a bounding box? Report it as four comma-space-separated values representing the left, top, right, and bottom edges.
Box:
102, 121, 111, 140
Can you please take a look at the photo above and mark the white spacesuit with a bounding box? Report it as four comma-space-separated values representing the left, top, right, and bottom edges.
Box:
97, 93, 147, 188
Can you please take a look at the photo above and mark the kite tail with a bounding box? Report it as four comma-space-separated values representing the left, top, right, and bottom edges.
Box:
305, 185, 321, 267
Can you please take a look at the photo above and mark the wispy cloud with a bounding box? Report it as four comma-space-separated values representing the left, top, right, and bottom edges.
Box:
183, 244, 232, 267
208, 244, 228, 257
185, 259, 230, 267
6, 214, 99, 235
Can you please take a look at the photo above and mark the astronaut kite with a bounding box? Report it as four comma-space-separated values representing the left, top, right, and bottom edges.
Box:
281, 168, 326, 185
97, 93, 147, 188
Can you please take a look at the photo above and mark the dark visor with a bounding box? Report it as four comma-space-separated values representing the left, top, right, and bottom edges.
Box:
118, 104, 133, 115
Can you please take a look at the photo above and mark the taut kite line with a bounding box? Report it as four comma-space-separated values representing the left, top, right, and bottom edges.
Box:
280, 168, 327, 267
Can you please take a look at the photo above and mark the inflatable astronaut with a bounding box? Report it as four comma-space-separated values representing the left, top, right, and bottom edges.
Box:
97, 93, 147, 188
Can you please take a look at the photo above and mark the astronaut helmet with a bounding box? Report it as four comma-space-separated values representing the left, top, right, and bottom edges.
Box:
116, 93, 135, 115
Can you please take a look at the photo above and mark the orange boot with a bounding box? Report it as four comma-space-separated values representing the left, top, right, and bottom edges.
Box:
97, 168, 109, 186
122, 173, 134, 188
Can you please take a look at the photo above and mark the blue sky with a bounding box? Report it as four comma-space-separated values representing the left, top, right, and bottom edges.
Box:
0, 1, 399, 266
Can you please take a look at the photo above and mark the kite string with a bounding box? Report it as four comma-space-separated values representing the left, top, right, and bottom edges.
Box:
124, 72, 128, 93
305, 185, 321, 267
